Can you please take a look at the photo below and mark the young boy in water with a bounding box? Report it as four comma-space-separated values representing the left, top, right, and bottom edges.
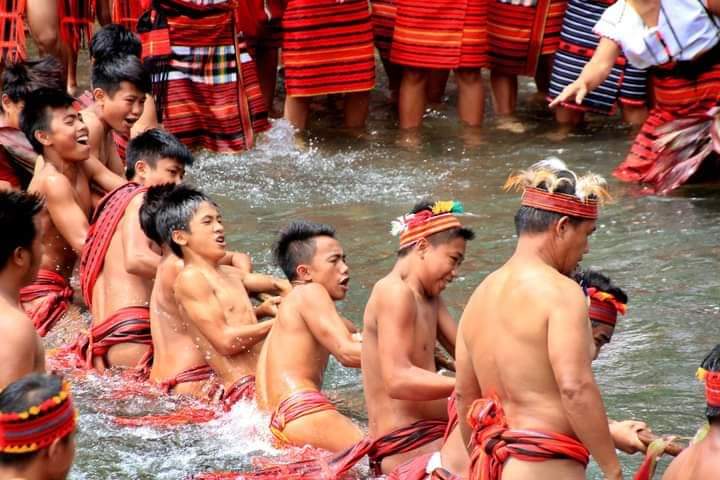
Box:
362, 200, 472, 474
20, 88, 125, 337
254, 220, 363, 452
164, 187, 273, 406
0, 191, 46, 390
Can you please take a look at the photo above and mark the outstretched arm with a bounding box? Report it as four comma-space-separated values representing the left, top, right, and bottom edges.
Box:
82, 155, 125, 192
121, 196, 161, 277
376, 283, 455, 401
175, 269, 273, 356
243, 273, 293, 297
44, 175, 89, 253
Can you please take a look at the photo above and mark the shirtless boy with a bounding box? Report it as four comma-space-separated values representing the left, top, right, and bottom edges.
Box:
362, 200, 472, 474
255, 220, 363, 452
75, 129, 192, 375
164, 187, 273, 406
455, 160, 622, 480
20, 88, 125, 336
0, 192, 45, 390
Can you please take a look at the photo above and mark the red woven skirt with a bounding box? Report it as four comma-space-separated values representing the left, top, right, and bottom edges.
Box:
112, 0, 145, 31
371, 0, 396, 61
0, 0, 26, 63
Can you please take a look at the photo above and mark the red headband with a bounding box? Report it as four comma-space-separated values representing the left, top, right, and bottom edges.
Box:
521, 187, 599, 219
698, 369, 720, 408
0, 382, 76, 454
399, 212, 463, 250
587, 288, 627, 327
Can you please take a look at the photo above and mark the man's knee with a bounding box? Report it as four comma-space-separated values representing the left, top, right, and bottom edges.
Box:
403, 68, 430, 86
456, 69, 482, 85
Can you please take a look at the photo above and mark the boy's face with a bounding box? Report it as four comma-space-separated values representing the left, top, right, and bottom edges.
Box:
97, 81, 145, 135
302, 236, 349, 301
420, 236, 466, 296
183, 201, 226, 263
591, 322, 615, 360
43, 106, 90, 162
143, 157, 185, 187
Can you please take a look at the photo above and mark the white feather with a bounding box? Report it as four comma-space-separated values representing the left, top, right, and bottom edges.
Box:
532, 157, 568, 173
390, 214, 413, 236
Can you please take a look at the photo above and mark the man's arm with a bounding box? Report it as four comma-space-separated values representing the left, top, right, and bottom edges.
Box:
0, 322, 39, 390
175, 270, 273, 356
548, 283, 622, 480
44, 175, 90, 253
455, 321, 483, 452
82, 155, 125, 193
121, 197, 161, 277
219, 251, 252, 273
376, 282, 455, 400
437, 298, 458, 357
243, 273, 293, 297
301, 283, 361, 368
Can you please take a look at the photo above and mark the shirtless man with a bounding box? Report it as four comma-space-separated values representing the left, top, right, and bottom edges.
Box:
664, 345, 720, 480
164, 187, 273, 406
82, 54, 150, 177
255, 220, 363, 452
362, 200, 473, 474
455, 160, 622, 480
0, 192, 45, 390
74, 129, 192, 375
20, 88, 125, 337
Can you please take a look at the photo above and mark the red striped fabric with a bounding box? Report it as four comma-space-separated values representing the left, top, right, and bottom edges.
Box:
0, 0, 26, 63
220, 374, 256, 410
386, 452, 433, 480
58, 0, 94, 54
390, 0, 488, 70
282, 0, 375, 97
487, 0, 567, 76
269, 390, 337, 443
158, 364, 214, 393
371, 0, 396, 60
111, 0, 145, 31
19, 269, 74, 337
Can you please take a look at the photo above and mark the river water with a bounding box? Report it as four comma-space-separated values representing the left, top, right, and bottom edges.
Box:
52, 69, 719, 479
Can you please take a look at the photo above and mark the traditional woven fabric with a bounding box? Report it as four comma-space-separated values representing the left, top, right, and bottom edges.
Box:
371, 0, 396, 61
521, 187, 599, 219
588, 287, 626, 326
220, 374, 256, 409
112, 0, 145, 31
390, 0, 488, 70
386, 452, 434, 480
282, 0, 375, 97
158, 364, 214, 393
74, 305, 153, 376
0, 0, 26, 63
20, 269, 74, 337
614, 53, 720, 193
487, 0, 567, 76
547, 0, 647, 115
269, 389, 337, 445
113, 131, 129, 163
58, 0, 94, 54
139, 0, 269, 152
468, 396, 589, 480
79, 182, 147, 309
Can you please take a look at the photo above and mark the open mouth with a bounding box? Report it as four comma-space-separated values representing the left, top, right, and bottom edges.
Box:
76, 134, 89, 146
124, 117, 138, 128
215, 235, 226, 246
339, 277, 350, 288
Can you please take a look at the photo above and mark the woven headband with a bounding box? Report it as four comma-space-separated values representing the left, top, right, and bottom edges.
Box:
521, 187, 598, 220
398, 213, 463, 250
0, 381, 76, 454
587, 288, 627, 327
697, 368, 720, 408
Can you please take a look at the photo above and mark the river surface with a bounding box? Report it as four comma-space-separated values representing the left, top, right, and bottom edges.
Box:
51, 62, 719, 479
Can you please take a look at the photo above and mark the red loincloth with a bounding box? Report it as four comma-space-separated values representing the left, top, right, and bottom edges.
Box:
220, 374, 256, 410
138, 0, 269, 152
113, 131, 128, 164
281, 0, 376, 97
613, 50, 720, 194
112, 0, 145, 31
79, 182, 147, 309
370, 0, 396, 61
58, 0, 94, 54
269, 390, 337, 445
20, 269, 74, 337
487, 0, 567, 76
158, 364, 215, 393
390, 0, 488, 70
468, 396, 589, 480
0, 0, 26, 63
74, 305, 153, 377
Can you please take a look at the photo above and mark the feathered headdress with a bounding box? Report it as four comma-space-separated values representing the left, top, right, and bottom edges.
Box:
391, 200, 465, 249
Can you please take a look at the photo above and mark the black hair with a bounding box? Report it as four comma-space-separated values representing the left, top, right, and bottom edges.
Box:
514, 170, 591, 235
701, 345, 720, 422
0, 373, 67, 466
89, 24, 142, 64
91, 54, 151, 97
397, 200, 475, 257
574, 269, 629, 304
273, 220, 336, 281
125, 128, 194, 180
0, 191, 44, 269
139, 183, 177, 246
154, 185, 214, 258
1, 56, 65, 105
20, 88, 76, 154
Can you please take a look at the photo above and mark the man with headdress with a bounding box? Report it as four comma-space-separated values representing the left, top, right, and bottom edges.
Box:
0, 373, 76, 480
454, 159, 622, 480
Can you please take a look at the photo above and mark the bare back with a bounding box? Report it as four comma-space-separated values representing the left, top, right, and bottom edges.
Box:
663, 433, 720, 480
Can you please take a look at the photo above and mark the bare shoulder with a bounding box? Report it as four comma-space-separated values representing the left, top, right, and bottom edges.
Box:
372, 274, 414, 307
0, 311, 37, 347
175, 267, 211, 297
661, 445, 691, 480
42, 169, 75, 199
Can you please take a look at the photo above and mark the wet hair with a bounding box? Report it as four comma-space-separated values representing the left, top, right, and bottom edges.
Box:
0, 373, 68, 466
91, 54, 151, 97
139, 183, 178, 246
701, 345, 720, 422
0, 191, 44, 269
20, 88, 76, 154
125, 128, 194, 180
514, 170, 588, 235
574, 269, 628, 304
397, 200, 475, 257
153, 185, 214, 258
273, 220, 336, 281
1, 57, 65, 105
89, 24, 142, 64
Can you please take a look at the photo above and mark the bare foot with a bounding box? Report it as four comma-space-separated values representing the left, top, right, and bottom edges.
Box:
545, 124, 574, 142
396, 128, 422, 150
496, 116, 526, 134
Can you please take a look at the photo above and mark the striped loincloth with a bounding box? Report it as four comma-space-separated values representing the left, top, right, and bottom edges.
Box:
547, 0, 647, 115
0, 0, 26, 63
371, 0, 396, 61
390, 0, 488, 70
111, 0, 145, 31
282, 0, 375, 97
20, 269, 74, 337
